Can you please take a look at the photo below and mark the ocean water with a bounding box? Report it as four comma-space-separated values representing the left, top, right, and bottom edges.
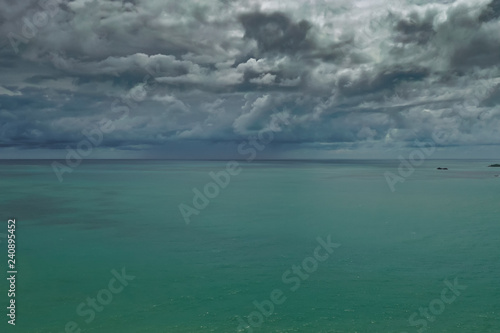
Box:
1, 159, 499, 332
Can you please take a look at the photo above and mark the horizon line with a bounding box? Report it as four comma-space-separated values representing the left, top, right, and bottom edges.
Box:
0, 158, 498, 161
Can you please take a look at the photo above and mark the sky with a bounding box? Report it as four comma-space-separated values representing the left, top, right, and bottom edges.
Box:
1, 0, 500, 159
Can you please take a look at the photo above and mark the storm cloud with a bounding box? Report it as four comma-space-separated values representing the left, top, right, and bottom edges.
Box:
1, 0, 500, 158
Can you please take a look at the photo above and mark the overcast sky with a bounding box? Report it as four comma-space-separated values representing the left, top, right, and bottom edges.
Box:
1, 0, 500, 159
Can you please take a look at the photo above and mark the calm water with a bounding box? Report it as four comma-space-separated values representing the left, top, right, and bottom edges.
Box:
1, 159, 499, 332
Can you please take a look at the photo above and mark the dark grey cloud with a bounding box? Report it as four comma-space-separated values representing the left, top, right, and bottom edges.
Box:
479, 0, 500, 22
450, 32, 500, 69
337, 65, 430, 96
239, 11, 314, 55
393, 10, 437, 44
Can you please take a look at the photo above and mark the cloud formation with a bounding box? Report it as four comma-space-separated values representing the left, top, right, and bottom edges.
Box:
1, 0, 500, 158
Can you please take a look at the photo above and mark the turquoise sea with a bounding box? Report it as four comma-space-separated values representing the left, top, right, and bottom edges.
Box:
1, 159, 499, 332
